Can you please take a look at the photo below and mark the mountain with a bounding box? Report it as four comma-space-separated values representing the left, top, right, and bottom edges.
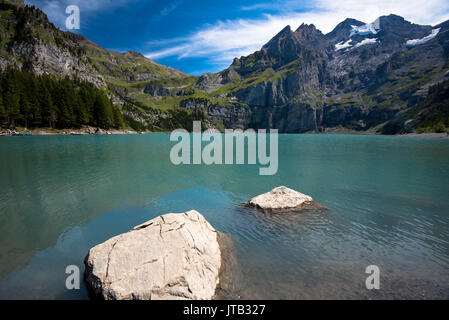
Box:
0, 0, 205, 131
0, 1, 104, 86
184, 14, 448, 133
0, 0, 448, 133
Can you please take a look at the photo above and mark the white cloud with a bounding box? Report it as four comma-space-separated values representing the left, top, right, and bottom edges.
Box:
145, 0, 449, 67
159, 0, 183, 16
145, 14, 312, 63
146, 45, 189, 60
313, 0, 449, 27
26, 0, 135, 30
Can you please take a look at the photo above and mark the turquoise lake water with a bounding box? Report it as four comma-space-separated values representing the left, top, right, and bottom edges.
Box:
0, 134, 448, 299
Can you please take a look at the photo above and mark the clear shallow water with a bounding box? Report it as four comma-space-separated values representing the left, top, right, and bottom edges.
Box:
0, 134, 448, 299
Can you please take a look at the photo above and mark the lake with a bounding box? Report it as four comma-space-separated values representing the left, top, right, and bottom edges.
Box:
0, 134, 448, 299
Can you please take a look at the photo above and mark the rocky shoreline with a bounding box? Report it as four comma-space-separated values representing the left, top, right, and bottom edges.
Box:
394, 132, 449, 139
1, 128, 448, 138
0, 126, 142, 136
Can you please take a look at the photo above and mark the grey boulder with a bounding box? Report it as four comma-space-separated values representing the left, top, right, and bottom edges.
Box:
84, 210, 232, 300
243, 186, 326, 213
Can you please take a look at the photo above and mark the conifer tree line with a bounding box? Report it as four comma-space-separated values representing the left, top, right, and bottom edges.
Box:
0, 68, 124, 129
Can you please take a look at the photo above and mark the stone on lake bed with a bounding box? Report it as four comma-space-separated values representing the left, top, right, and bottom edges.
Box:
84, 210, 233, 300
243, 186, 326, 213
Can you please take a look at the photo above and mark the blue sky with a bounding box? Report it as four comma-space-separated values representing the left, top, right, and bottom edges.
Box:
26, 0, 449, 75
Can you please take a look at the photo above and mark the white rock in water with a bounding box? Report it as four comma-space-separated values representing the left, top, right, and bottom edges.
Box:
245, 186, 324, 212
84, 210, 226, 300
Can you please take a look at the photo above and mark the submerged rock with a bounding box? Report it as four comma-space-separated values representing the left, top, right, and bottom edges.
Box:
84, 210, 233, 300
243, 186, 326, 213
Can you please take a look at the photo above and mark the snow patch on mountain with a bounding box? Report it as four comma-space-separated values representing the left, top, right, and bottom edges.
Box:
335, 39, 352, 51
354, 38, 378, 48
335, 38, 378, 52
406, 28, 440, 47
350, 19, 380, 37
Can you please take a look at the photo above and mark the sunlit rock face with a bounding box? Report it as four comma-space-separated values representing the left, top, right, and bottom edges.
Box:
84, 210, 233, 300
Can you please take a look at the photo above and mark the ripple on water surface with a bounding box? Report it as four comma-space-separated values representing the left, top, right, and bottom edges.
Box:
0, 134, 448, 299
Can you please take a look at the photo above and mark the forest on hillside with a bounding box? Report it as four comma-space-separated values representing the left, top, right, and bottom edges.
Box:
0, 68, 124, 129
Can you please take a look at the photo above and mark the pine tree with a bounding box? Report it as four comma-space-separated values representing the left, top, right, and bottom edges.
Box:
39, 80, 56, 128
4, 69, 20, 128
0, 85, 6, 125
59, 79, 76, 127
93, 91, 113, 129
112, 105, 124, 129
20, 95, 31, 128
28, 75, 41, 126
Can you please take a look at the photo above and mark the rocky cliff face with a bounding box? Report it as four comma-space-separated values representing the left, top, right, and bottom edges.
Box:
186, 14, 449, 133
0, 4, 106, 87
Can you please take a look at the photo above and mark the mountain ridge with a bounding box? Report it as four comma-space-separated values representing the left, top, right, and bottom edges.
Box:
0, 0, 448, 133
188, 13, 449, 133
0, 0, 204, 131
